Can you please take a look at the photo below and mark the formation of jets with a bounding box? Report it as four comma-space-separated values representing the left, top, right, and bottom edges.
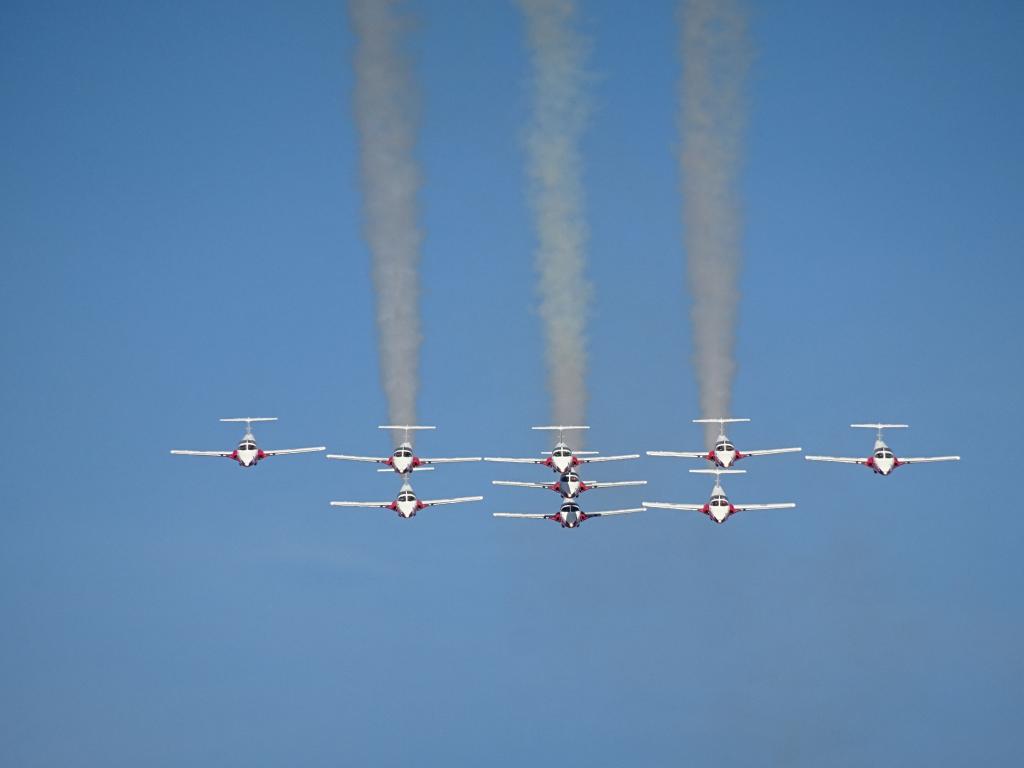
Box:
171, 417, 960, 527
489, 426, 645, 527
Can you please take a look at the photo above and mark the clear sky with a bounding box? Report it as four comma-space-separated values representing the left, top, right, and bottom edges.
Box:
2, 1, 1022, 765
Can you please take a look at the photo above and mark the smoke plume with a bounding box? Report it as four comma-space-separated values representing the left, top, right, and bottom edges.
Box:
679, 0, 750, 446
519, 0, 592, 429
349, 0, 421, 435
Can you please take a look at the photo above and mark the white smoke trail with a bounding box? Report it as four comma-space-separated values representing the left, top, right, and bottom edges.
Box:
349, 0, 421, 437
519, 0, 592, 430
679, 0, 750, 446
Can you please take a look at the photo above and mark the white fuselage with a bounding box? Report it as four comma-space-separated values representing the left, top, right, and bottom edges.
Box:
387, 442, 421, 474
704, 484, 735, 524
707, 433, 740, 468
553, 472, 585, 499
233, 432, 265, 467
545, 443, 580, 474
553, 502, 586, 528
391, 483, 425, 518
866, 439, 899, 475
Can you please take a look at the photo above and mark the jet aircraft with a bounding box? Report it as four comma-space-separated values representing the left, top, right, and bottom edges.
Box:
327, 425, 481, 475
805, 424, 960, 476
493, 501, 644, 529
170, 418, 325, 468
484, 426, 639, 474
647, 418, 801, 468
642, 469, 796, 524
329, 480, 483, 519
492, 472, 646, 500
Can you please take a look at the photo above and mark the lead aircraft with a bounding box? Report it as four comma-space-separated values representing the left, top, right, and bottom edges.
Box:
329, 480, 483, 519
805, 424, 960, 476
326, 425, 481, 475
643, 469, 796, 524
170, 418, 325, 467
493, 501, 644, 529
484, 426, 639, 474
647, 418, 801, 469
492, 472, 646, 500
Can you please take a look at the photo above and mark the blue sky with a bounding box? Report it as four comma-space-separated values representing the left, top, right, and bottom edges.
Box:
2, 1, 1022, 765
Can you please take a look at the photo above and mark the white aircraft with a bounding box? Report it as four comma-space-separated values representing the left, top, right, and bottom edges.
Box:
484, 426, 639, 474
326, 425, 481, 475
493, 501, 644, 529
329, 480, 483, 519
642, 469, 796, 525
170, 418, 325, 468
492, 471, 646, 500
647, 417, 801, 469
805, 424, 960, 476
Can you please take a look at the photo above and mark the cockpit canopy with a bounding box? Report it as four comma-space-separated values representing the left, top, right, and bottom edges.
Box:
874, 449, 894, 459
239, 441, 256, 450
398, 491, 415, 502
562, 472, 580, 483
552, 447, 571, 458
710, 494, 729, 507
562, 503, 581, 515
715, 443, 736, 452
395, 448, 413, 458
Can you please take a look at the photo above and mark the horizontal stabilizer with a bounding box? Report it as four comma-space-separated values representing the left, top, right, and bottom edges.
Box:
220, 417, 277, 423
850, 423, 908, 430
532, 425, 589, 431
693, 417, 750, 425
378, 425, 436, 431
689, 468, 746, 475
377, 466, 434, 472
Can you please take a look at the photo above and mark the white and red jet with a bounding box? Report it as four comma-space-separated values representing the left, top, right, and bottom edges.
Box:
493, 501, 644, 529
492, 471, 646, 500
648, 418, 801, 469
805, 424, 960, 476
329, 480, 483, 519
643, 469, 796, 525
170, 417, 325, 468
484, 426, 639, 474
326, 425, 481, 475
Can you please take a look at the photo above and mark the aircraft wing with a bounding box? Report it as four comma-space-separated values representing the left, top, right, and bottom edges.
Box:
421, 496, 484, 508
731, 503, 797, 512
898, 456, 961, 464
170, 450, 234, 458
642, 501, 705, 512
646, 450, 707, 459
329, 501, 394, 509
492, 481, 551, 490
586, 507, 645, 517
326, 453, 389, 464
493, 513, 550, 520
742, 447, 802, 457
483, 457, 548, 465
264, 447, 326, 457
420, 456, 482, 465
578, 454, 640, 463
585, 480, 647, 490
804, 456, 865, 465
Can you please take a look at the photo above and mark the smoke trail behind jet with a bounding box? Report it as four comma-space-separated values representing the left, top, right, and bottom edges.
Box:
679, 0, 750, 446
519, 0, 591, 430
349, 0, 421, 436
